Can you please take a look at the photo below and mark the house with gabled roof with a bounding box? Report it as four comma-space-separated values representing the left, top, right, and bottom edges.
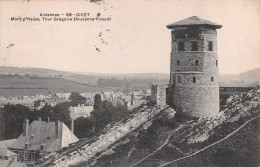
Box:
0, 139, 17, 162
8, 118, 78, 162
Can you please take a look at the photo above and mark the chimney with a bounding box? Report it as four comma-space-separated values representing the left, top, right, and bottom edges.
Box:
38, 117, 42, 121
23, 118, 29, 136
131, 94, 134, 105
71, 119, 74, 134
55, 120, 60, 139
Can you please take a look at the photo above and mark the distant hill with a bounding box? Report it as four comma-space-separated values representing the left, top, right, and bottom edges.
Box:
77, 72, 169, 80
0, 66, 169, 80
0, 66, 169, 97
0, 66, 72, 77
220, 68, 260, 87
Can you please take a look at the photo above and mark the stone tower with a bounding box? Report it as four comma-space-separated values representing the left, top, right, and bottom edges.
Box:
167, 16, 222, 117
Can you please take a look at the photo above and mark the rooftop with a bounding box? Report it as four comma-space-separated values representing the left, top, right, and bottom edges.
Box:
0, 139, 16, 149
9, 120, 78, 152
166, 16, 222, 29
0, 148, 17, 157
70, 105, 94, 120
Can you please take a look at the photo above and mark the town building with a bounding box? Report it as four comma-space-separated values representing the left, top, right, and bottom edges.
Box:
0, 148, 17, 161
0, 139, 17, 161
45, 95, 67, 106
69, 105, 94, 134
8, 119, 78, 162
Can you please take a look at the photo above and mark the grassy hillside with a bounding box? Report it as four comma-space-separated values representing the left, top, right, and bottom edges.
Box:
0, 78, 110, 96
0, 66, 169, 96
176, 117, 259, 167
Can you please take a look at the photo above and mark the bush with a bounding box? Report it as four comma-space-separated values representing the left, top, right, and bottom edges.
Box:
174, 110, 192, 123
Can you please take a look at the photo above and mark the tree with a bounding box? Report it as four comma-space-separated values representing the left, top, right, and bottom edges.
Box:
34, 100, 45, 108
69, 92, 86, 107
51, 102, 71, 127
2, 104, 30, 139
74, 116, 95, 138
0, 101, 74, 140
32, 104, 52, 121
0, 108, 6, 140
94, 93, 103, 112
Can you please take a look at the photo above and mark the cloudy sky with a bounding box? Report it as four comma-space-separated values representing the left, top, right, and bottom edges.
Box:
0, 0, 259, 74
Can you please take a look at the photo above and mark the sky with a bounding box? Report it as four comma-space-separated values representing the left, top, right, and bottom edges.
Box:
0, 0, 259, 75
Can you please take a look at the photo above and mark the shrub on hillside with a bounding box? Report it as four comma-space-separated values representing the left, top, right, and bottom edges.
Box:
174, 110, 192, 123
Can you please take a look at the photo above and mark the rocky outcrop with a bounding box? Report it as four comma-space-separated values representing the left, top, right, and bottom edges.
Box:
38, 105, 174, 167
187, 89, 260, 143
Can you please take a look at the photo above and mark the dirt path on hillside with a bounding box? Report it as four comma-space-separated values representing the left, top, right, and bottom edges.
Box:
129, 124, 185, 167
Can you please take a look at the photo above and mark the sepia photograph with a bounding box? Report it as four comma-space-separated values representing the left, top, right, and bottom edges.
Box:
0, 0, 259, 166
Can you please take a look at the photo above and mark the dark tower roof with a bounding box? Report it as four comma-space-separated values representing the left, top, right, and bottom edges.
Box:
166, 16, 222, 29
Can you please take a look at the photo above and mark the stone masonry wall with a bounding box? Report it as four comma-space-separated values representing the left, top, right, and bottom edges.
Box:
151, 84, 167, 107
156, 85, 167, 106
169, 28, 219, 117
172, 85, 219, 117
151, 85, 157, 104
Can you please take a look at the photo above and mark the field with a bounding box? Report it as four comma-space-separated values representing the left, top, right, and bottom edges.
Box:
0, 76, 254, 98
0, 78, 110, 97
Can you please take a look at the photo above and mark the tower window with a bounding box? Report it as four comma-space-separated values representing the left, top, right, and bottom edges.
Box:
177, 60, 180, 66
216, 60, 218, 66
193, 77, 196, 83
178, 76, 181, 83
191, 41, 198, 51
171, 35, 175, 41
208, 41, 213, 51
178, 41, 185, 51
195, 60, 198, 66
211, 77, 214, 82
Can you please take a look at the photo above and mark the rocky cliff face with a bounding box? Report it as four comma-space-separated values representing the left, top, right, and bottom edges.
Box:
35, 88, 260, 167
35, 104, 175, 167
93, 88, 260, 167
